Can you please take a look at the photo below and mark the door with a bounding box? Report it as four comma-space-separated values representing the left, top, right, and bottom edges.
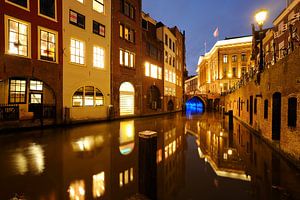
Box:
272, 92, 281, 140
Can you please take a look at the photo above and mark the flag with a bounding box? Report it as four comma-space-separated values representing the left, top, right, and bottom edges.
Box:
213, 27, 219, 38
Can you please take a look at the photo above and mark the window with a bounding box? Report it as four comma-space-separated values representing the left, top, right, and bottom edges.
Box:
72, 86, 104, 107
232, 67, 237, 77
93, 0, 104, 13
39, 0, 55, 19
121, 0, 135, 19
29, 80, 43, 91
264, 99, 268, 119
165, 51, 168, 63
241, 67, 247, 75
93, 21, 105, 37
39, 28, 57, 62
93, 46, 104, 68
120, 82, 134, 116
279, 41, 285, 59
144, 62, 162, 79
9, 79, 26, 104
241, 54, 247, 62
142, 19, 148, 30
77, 0, 83, 3
232, 55, 237, 62
223, 55, 228, 63
169, 38, 172, 49
70, 39, 84, 65
165, 69, 168, 81
254, 98, 257, 114
165, 34, 168, 45
69, 10, 85, 29
120, 49, 134, 68
288, 97, 297, 128
6, 0, 28, 9
173, 42, 175, 52
7, 18, 29, 57
119, 24, 134, 43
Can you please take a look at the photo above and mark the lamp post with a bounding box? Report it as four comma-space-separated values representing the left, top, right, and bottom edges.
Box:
255, 9, 268, 72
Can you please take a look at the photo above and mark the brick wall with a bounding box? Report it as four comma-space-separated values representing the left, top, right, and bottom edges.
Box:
225, 47, 300, 162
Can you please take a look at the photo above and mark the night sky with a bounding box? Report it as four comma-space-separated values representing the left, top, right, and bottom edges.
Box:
142, 0, 286, 76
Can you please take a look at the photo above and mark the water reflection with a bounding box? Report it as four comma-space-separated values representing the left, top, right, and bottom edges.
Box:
0, 113, 299, 200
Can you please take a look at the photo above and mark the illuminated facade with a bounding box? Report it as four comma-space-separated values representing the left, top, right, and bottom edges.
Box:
198, 36, 253, 96
0, 0, 63, 127
62, 0, 111, 122
156, 23, 185, 112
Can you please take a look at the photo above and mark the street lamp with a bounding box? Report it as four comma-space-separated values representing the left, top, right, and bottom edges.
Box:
255, 9, 268, 72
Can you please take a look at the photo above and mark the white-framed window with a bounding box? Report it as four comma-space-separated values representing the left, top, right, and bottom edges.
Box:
144, 62, 162, 79
72, 86, 104, 107
120, 82, 135, 116
9, 79, 27, 104
6, 16, 30, 57
76, 0, 83, 3
5, 0, 29, 11
93, 46, 105, 68
165, 69, 169, 81
39, 0, 56, 20
93, 0, 104, 13
39, 27, 57, 62
223, 55, 228, 63
120, 49, 135, 68
70, 38, 85, 65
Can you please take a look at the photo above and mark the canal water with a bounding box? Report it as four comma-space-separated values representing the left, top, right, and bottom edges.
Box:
0, 112, 300, 200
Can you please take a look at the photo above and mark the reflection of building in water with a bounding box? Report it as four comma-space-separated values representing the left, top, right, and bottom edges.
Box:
186, 113, 251, 181
110, 120, 138, 199
119, 120, 135, 155
156, 116, 186, 200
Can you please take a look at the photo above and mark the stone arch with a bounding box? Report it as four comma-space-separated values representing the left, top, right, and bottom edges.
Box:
148, 85, 161, 110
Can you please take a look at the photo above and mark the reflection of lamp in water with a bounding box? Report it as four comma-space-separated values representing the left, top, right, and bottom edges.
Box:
72, 136, 104, 152
119, 120, 135, 155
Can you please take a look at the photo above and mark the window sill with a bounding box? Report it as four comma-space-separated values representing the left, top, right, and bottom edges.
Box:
5, 52, 31, 59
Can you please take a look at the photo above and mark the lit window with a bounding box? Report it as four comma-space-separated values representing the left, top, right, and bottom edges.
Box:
39, 0, 56, 19
158, 67, 162, 79
70, 39, 84, 64
8, 18, 29, 57
93, 46, 104, 68
9, 79, 26, 104
120, 24, 123, 38
93, 20, 105, 37
165, 69, 169, 81
151, 64, 157, 79
120, 49, 135, 68
76, 0, 83, 3
119, 173, 123, 187
40, 28, 56, 62
120, 82, 134, 116
30, 80, 43, 91
30, 94, 42, 104
72, 86, 104, 107
145, 62, 150, 77
223, 55, 228, 63
120, 25, 135, 43
93, 0, 104, 13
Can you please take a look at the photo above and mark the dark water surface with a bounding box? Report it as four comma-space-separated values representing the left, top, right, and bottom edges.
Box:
0, 112, 300, 200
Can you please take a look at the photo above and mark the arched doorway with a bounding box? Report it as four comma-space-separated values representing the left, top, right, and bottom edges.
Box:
148, 85, 161, 110
120, 82, 134, 116
185, 96, 205, 114
272, 92, 281, 140
167, 100, 174, 111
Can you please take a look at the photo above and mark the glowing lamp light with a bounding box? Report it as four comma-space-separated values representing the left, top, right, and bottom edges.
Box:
228, 149, 233, 155
255, 9, 268, 27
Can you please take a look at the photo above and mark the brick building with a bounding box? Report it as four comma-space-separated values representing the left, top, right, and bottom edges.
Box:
184, 75, 199, 96
111, 0, 142, 118
225, 0, 300, 164
141, 12, 164, 114
0, 0, 63, 127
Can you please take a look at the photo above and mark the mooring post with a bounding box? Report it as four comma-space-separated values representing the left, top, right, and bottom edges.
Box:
138, 131, 158, 200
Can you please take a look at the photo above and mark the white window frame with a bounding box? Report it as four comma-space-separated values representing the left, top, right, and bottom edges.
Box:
5, 0, 30, 11
93, 46, 105, 69
70, 38, 85, 65
38, 26, 58, 63
93, 0, 104, 14
5, 15, 31, 58
38, 0, 57, 21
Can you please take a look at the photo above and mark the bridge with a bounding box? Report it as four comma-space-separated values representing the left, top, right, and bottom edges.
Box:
184, 92, 222, 111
